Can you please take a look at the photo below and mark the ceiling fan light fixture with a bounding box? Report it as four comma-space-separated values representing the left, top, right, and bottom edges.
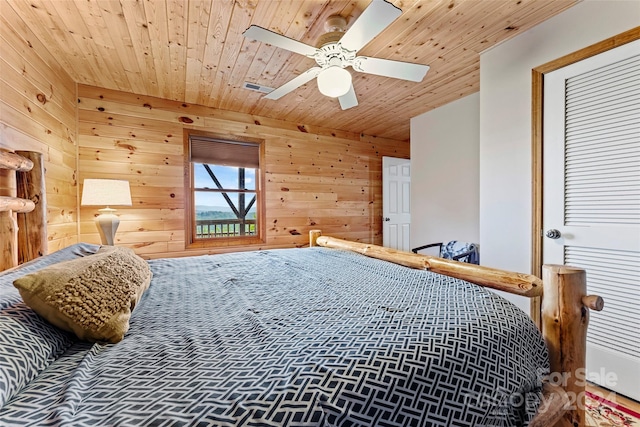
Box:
317, 66, 352, 98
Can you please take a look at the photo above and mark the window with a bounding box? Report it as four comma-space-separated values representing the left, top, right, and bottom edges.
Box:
185, 131, 264, 248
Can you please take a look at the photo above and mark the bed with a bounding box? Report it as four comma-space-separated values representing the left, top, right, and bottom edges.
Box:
0, 150, 603, 426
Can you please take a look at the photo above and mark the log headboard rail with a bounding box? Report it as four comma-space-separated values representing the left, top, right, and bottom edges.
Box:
310, 229, 604, 427
1, 150, 47, 270
0, 150, 34, 172
0, 151, 35, 213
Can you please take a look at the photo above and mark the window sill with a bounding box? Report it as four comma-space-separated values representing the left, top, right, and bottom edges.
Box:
186, 236, 265, 250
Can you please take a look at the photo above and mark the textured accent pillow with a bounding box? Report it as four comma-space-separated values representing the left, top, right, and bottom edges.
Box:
13, 246, 152, 344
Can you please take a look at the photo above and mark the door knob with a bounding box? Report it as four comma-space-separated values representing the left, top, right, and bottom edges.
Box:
545, 229, 561, 239
384, 217, 390, 222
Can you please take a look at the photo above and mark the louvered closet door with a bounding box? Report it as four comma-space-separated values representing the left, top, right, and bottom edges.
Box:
543, 39, 640, 401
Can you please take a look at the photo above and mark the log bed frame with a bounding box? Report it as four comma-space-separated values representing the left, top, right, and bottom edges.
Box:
308, 231, 604, 427
1, 150, 604, 426
0, 150, 47, 272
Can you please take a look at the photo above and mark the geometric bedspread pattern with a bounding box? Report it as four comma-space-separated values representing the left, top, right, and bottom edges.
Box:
0, 246, 548, 426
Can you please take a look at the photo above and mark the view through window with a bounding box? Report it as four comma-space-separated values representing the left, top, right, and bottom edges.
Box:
193, 164, 257, 238
186, 133, 262, 245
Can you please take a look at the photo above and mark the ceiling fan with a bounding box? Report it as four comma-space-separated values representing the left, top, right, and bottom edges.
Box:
242, 0, 430, 110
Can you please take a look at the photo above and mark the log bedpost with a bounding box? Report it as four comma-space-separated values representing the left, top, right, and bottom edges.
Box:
0, 167, 18, 271
309, 229, 322, 247
541, 265, 602, 427
16, 151, 47, 263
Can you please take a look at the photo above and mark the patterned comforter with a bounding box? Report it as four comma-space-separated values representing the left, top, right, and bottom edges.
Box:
0, 245, 547, 426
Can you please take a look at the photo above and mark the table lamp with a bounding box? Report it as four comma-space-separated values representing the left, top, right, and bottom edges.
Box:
81, 179, 132, 245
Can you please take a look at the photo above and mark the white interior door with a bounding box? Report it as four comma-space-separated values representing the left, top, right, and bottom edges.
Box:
543, 39, 640, 401
383, 156, 411, 251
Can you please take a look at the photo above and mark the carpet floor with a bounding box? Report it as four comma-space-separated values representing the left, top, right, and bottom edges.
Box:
586, 390, 640, 427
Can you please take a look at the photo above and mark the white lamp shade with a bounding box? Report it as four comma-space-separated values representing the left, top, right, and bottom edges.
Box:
317, 66, 352, 98
81, 179, 132, 207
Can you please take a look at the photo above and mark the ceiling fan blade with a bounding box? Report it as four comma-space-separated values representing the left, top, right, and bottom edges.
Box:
338, 84, 358, 110
263, 67, 323, 100
243, 25, 317, 57
340, 0, 402, 53
353, 56, 429, 82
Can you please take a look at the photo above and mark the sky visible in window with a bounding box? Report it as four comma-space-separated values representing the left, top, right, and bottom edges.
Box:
194, 164, 256, 214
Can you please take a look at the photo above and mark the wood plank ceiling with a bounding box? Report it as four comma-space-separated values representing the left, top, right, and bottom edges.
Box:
6, 0, 578, 141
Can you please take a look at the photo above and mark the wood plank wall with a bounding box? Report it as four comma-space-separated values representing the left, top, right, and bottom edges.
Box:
0, 2, 78, 257
77, 84, 409, 258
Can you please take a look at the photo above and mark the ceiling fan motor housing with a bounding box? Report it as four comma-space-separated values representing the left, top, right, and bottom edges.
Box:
313, 43, 356, 69
316, 31, 344, 48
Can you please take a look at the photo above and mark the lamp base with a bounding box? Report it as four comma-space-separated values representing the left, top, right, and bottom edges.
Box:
95, 208, 120, 246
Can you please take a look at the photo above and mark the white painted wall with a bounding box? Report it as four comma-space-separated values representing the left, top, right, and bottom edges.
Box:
479, 0, 640, 312
410, 93, 479, 255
